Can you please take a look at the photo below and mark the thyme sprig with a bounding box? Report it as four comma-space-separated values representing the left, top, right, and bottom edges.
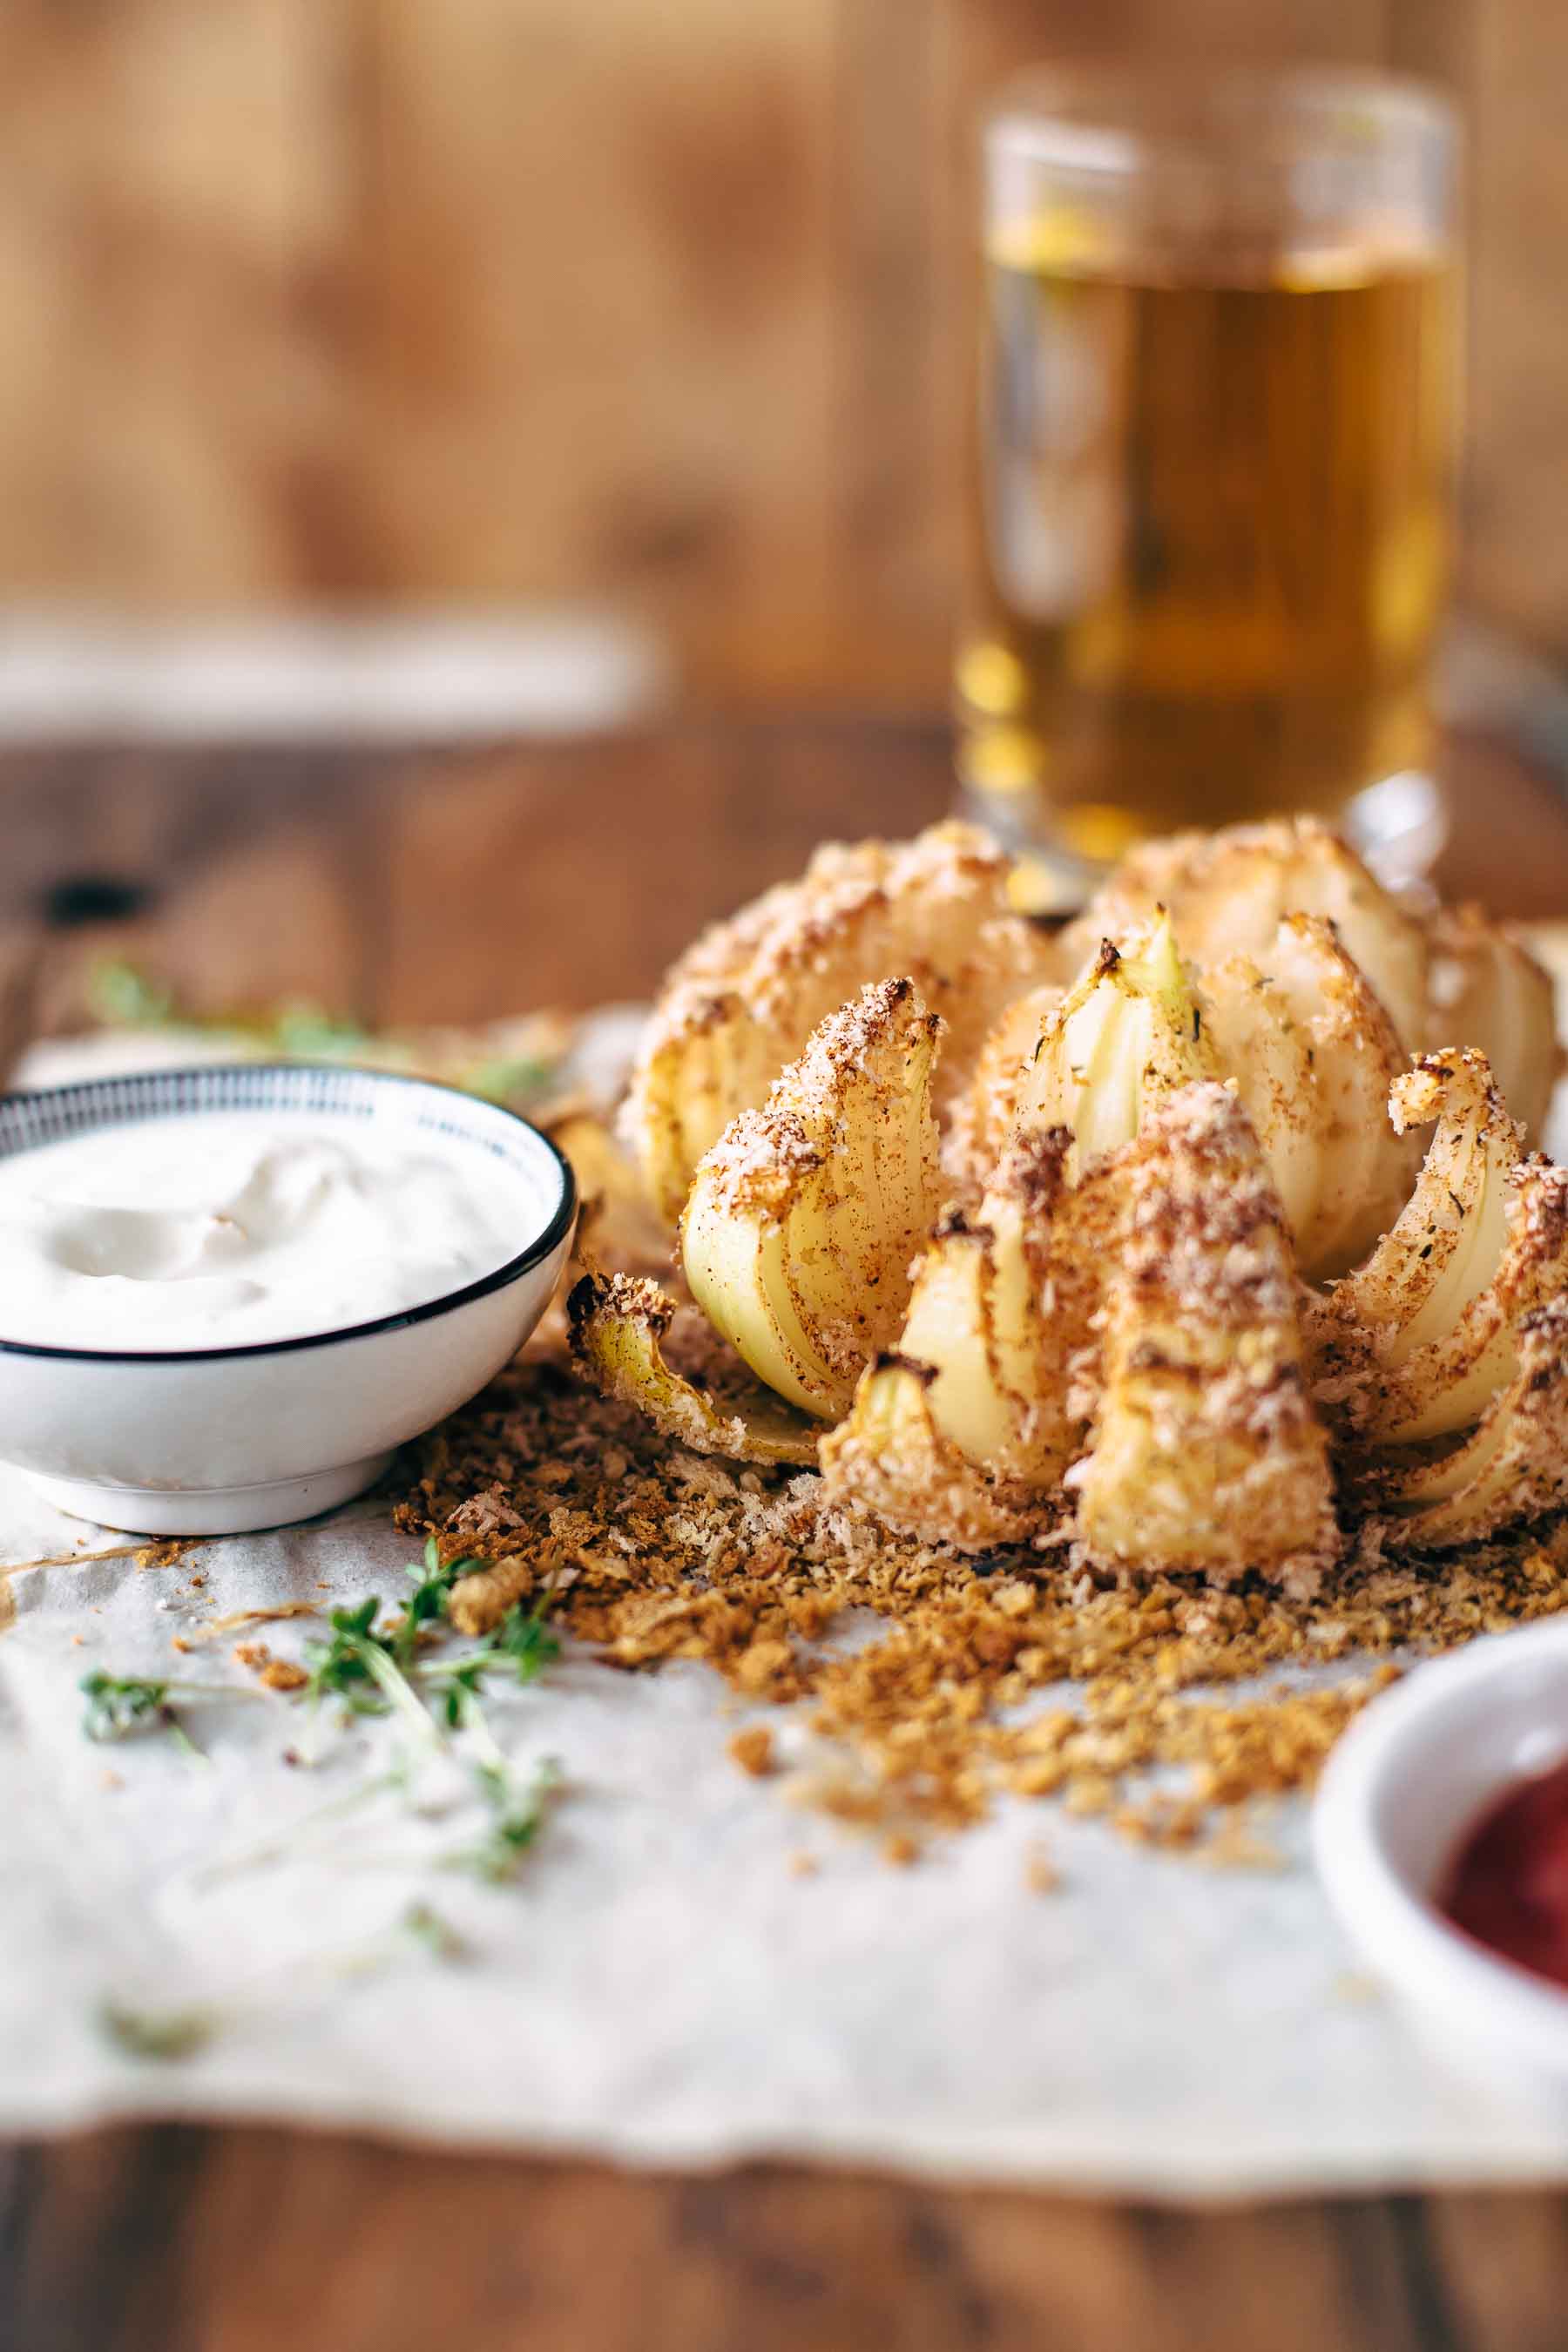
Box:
303, 1543, 560, 1733
452, 1756, 561, 1883
303, 1598, 443, 1752
80, 1536, 564, 2054
392, 1534, 475, 1665
78, 1671, 264, 1761
82, 1544, 559, 1758
416, 1582, 563, 1719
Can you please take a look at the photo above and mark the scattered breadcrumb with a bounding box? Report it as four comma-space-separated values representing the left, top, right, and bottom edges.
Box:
729, 1726, 776, 1778
1024, 1844, 1061, 1895
232, 1640, 309, 1692
135, 1539, 199, 1573
397, 1348, 1568, 1862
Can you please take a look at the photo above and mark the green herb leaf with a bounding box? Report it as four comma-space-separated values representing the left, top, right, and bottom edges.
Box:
459, 1054, 555, 1105
87, 961, 176, 1029
392, 1543, 480, 1666
447, 1757, 562, 1883
491, 1600, 562, 1686
98, 1999, 216, 2062
79, 1672, 207, 1761
270, 1004, 377, 1060
400, 1902, 466, 1962
303, 1601, 444, 1750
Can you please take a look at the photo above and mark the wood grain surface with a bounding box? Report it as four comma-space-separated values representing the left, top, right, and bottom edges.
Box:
0, 0, 1565, 698
0, 718, 1566, 2352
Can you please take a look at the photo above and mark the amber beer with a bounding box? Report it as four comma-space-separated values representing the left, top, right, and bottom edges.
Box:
963, 71, 1461, 872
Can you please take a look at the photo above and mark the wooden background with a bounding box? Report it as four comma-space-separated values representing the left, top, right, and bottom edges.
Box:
0, 0, 1562, 707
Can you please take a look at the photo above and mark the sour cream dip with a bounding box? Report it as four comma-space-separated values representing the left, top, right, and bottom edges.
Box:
0, 1112, 528, 1351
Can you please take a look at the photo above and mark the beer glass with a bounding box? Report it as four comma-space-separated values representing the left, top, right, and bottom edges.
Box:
958, 65, 1461, 889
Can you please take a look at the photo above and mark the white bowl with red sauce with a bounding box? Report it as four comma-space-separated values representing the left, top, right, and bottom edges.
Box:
1314, 1621, 1568, 2090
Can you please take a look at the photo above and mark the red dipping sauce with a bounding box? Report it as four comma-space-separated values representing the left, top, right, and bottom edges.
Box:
1442, 1759, 1568, 1992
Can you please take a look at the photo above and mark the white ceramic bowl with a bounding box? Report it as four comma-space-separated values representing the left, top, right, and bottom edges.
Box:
1314, 1621, 1568, 2091
0, 1064, 576, 1535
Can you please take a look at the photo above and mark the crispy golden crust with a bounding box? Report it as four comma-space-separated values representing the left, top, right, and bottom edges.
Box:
964, 908, 1418, 1279
679, 978, 944, 1416
819, 1354, 1056, 1551
1073, 1085, 1338, 1589
817, 1122, 1124, 1550
1306, 1052, 1565, 1446
1370, 1296, 1568, 1548
566, 1268, 820, 1466
1004, 916, 1214, 1185
1425, 902, 1562, 1137
1199, 913, 1423, 1278
625, 821, 1058, 1221
947, 981, 1065, 1197
550, 1111, 670, 1275
1058, 816, 1431, 1051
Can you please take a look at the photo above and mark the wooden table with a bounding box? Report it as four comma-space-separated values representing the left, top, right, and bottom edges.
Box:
2, 720, 1567, 2352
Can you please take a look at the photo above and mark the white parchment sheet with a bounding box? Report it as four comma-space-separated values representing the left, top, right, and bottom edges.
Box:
0, 970, 1565, 2200
5, 1450, 1568, 2198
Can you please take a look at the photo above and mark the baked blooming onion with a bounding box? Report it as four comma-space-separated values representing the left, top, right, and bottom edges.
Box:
1307, 1050, 1568, 1545
1199, 915, 1422, 1278
1053, 815, 1433, 1053
965, 907, 1417, 1278
1309, 1052, 1536, 1443
1006, 912, 1213, 1178
623, 821, 1058, 1223
1371, 1297, 1568, 1548
819, 1125, 1103, 1549
570, 815, 1565, 1582
679, 978, 943, 1418
1425, 903, 1561, 1140
1071, 1085, 1336, 1589
566, 1269, 820, 1467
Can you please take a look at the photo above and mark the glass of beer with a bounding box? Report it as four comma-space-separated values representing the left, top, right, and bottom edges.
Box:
958, 65, 1461, 890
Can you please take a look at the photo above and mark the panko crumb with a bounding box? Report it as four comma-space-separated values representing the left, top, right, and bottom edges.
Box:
233, 1640, 308, 1693
135, 1538, 199, 1573
260, 1659, 309, 1693
1024, 1844, 1061, 1895
729, 1726, 776, 1778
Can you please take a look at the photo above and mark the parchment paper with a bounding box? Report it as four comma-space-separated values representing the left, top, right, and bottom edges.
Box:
1, 961, 1566, 2201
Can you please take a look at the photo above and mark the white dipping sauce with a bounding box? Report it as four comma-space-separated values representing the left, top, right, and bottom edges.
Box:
0, 1113, 529, 1350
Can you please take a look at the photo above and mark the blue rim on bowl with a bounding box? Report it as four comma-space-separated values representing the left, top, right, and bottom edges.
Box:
0, 1063, 577, 1364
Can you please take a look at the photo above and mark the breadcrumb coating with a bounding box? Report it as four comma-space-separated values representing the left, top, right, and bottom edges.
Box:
398, 1344, 1568, 1862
